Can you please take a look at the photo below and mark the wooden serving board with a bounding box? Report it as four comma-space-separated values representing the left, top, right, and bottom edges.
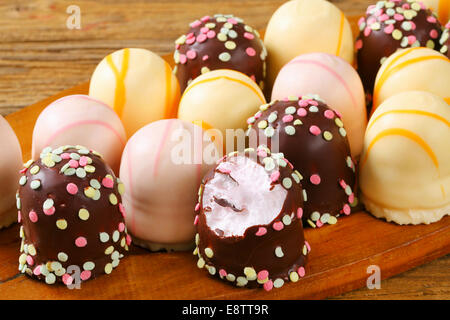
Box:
1, 14, 449, 300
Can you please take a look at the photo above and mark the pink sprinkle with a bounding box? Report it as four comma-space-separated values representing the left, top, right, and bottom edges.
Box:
254, 111, 262, 119
394, 13, 404, 21
193, 215, 199, 225
79, 156, 89, 167
200, 27, 209, 34
244, 32, 255, 40
427, 16, 437, 23
298, 99, 309, 107
255, 227, 267, 236
186, 37, 196, 45
334, 109, 342, 118
26, 255, 34, 266
379, 14, 389, 22
20, 168, 27, 174
190, 20, 201, 28
257, 149, 267, 158
264, 280, 273, 291
227, 18, 238, 24
179, 54, 187, 64
339, 179, 347, 189
219, 269, 227, 277
348, 193, 355, 204
33, 265, 41, 276
367, 17, 376, 25
410, 21, 416, 30
218, 167, 231, 174
298, 266, 305, 277
202, 55, 209, 61
68, 159, 79, 168
358, 17, 365, 26
66, 183, 78, 195
258, 270, 269, 280
273, 221, 284, 231
305, 241, 311, 252
80, 270, 91, 281
18, 211, 22, 223
343, 204, 351, 215
402, 3, 410, 9
308, 99, 318, 106
324, 110, 335, 119
316, 220, 323, 228
284, 158, 294, 170
186, 32, 195, 39
408, 35, 417, 45
196, 34, 207, 43
119, 203, 126, 218
250, 75, 256, 82
246, 47, 256, 57
118, 222, 125, 232
384, 24, 394, 34
282, 114, 293, 123
364, 26, 371, 37
201, 15, 210, 22
270, 170, 280, 182
310, 174, 321, 185
355, 39, 363, 50
62, 274, 73, 286
126, 234, 132, 246
44, 207, 55, 216
61, 153, 70, 160
297, 208, 303, 219
297, 108, 307, 117
446, 22, 450, 29
75, 236, 87, 248
101, 177, 113, 189
195, 203, 200, 212
206, 30, 216, 39
430, 29, 438, 39
309, 125, 321, 136
186, 50, 197, 60
176, 43, 180, 50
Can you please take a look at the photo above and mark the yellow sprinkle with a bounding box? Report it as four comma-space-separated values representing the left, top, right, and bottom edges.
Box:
109, 194, 118, 205
118, 183, 125, 195
78, 209, 90, 221
56, 219, 67, 230
244, 267, 257, 281
84, 165, 95, 173
290, 271, 299, 282
84, 187, 96, 198
105, 246, 114, 255
104, 263, 113, 274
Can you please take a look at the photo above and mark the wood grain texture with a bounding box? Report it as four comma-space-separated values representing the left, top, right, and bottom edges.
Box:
0, 0, 449, 300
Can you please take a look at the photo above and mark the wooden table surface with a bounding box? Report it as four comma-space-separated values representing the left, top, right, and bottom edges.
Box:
0, 0, 448, 300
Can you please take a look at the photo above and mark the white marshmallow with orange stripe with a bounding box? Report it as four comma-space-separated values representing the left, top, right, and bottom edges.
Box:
373, 47, 450, 111
421, 0, 450, 25
272, 53, 367, 158
89, 48, 180, 138
264, 0, 354, 88
178, 69, 266, 147
360, 91, 450, 225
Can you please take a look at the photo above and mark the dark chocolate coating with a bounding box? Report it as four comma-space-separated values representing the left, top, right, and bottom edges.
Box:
195, 148, 308, 290
356, 0, 442, 109
17, 146, 130, 285
247, 96, 357, 228
174, 14, 266, 93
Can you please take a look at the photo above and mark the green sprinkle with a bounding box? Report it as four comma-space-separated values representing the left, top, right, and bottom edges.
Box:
273, 278, 284, 288
267, 112, 278, 123
282, 177, 292, 189
64, 168, 76, 176
282, 215, 292, 225
76, 168, 86, 178
285, 106, 296, 114
236, 276, 248, 287
285, 126, 296, 135
218, 52, 231, 62
99, 232, 109, 243
226, 273, 236, 282
339, 127, 347, 137
19, 176, 27, 186
309, 106, 319, 112
320, 213, 331, 224
83, 261, 95, 271
197, 258, 205, 269
90, 179, 101, 190
43, 198, 54, 210
275, 246, 284, 258
257, 120, 268, 129
205, 247, 214, 258
30, 180, 41, 190
264, 126, 275, 137
58, 252, 68, 262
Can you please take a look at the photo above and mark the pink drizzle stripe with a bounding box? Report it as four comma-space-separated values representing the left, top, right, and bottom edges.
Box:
127, 141, 137, 236
288, 59, 358, 110
152, 119, 175, 177
44, 119, 126, 147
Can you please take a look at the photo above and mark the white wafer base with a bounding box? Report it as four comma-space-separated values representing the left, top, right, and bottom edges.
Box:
132, 235, 195, 252
362, 195, 450, 225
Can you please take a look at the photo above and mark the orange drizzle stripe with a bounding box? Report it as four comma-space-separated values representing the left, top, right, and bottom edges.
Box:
372, 47, 421, 108
361, 128, 439, 169
181, 75, 266, 105
106, 48, 130, 117
368, 109, 450, 131
336, 11, 345, 56
439, 0, 449, 24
